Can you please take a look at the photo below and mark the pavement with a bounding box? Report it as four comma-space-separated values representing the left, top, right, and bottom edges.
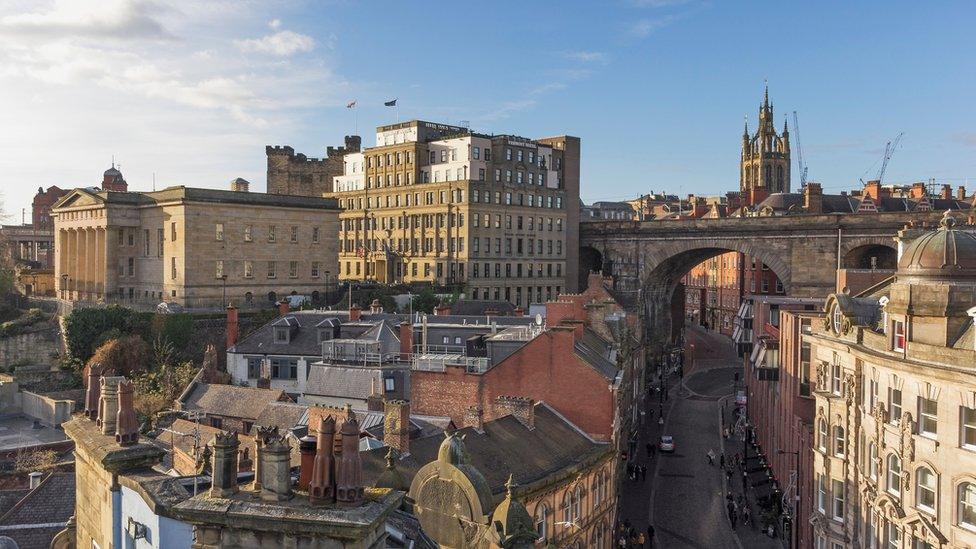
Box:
616, 324, 782, 549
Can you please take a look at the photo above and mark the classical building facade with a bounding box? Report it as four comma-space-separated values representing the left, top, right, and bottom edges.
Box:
741, 85, 791, 201
808, 215, 976, 549
51, 181, 340, 308
313, 120, 580, 303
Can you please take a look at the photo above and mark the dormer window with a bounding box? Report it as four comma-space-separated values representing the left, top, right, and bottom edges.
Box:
318, 328, 332, 345
831, 306, 843, 334
892, 320, 906, 352
274, 327, 289, 344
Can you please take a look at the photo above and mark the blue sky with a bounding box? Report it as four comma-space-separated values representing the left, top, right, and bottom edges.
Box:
2, 0, 975, 220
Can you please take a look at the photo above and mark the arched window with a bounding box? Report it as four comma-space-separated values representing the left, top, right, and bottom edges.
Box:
818, 419, 828, 451
776, 165, 784, 188
958, 482, 976, 529
916, 467, 937, 512
535, 504, 550, 541
592, 472, 604, 509
592, 521, 607, 548
887, 455, 902, 495
765, 170, 772, 186
834, 426, 846, 458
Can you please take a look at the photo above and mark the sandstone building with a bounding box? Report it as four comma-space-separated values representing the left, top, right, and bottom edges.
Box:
283, 119, 582, 304
741, 85, 791, 201
806, 214, 976, 549
51, 176, 340, 308
266, 136, 362, 197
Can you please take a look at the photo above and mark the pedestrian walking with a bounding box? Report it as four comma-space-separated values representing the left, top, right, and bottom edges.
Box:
727, 502, 737, 529
641, 464, 647, 481
743, 505, 752, 529
637, 532, 646, 548
647, 525, 655, 548
720, 453, 726, 468
706, 449, 715, 465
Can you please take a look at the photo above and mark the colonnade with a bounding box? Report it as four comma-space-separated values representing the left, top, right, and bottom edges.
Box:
56, 227, 110, 301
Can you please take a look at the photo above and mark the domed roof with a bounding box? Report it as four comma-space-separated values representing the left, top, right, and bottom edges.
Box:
104, 166, 121, 177
0, 536, 18, 549
898, 213, 976, 279
489, 475, 538, 547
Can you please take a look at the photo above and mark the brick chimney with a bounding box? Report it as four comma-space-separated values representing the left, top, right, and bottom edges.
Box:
309, 416, 336, 504
349, 303, 362, 322
226, 305, 239, 349
864, 180, 881, 200
96, 376, 123, 435
940, 184, 952, 200
399, 321, 413, 359
958, 186, 968, 200
749, 188, 769, 207
494, 396, 535, 430
545, 300, 579, 327
803, 183, 823, 214
115, 380, 138, 446
210, 431, 240, 498
434, 300, 451, 316
513, 307, 524, 317
562, 319, 586, 340
911, 182, 927, 199
366, 378, 384, 412
298, 435, 316, 490
259, 430, 293, 502
336, 415, 364, 506
278, 300, 290, 316
464, 406, 484, 434
383, 400, 410, 457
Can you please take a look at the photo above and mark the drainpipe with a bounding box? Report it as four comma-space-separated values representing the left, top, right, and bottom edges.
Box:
836, 227, 843, 292
112, 475, 122, 549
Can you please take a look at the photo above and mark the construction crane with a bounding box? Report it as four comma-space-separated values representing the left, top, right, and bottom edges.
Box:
792, 111, 808, 189
877, 132, 904, 184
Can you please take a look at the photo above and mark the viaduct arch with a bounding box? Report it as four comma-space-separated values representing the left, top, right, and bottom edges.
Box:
580, 210, 945, 355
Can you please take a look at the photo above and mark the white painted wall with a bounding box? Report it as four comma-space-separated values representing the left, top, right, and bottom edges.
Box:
119, 485, 193, 549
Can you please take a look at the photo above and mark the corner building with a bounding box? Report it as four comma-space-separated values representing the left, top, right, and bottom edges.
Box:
807, 215, 976, 549
326, 120, 581, 303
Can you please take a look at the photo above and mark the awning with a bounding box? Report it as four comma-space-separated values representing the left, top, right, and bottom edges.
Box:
749, 343, 763, 365
732, 326, 743, 343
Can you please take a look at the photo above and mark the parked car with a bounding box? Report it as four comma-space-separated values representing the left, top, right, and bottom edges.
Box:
659, 435, 675, 453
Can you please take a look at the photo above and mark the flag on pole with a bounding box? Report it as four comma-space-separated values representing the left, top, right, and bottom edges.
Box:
346, 100, 357, 108
384, 99, 397, 107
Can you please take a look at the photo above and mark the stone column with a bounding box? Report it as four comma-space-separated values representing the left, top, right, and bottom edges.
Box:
104, 228, 117, 300
56, 230, 66, 298
72, 229, 81, 299
85, 228, 94, 299
94, 228, 104, 299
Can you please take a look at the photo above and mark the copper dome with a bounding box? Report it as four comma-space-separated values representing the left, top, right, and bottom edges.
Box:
898, 213, 976, 279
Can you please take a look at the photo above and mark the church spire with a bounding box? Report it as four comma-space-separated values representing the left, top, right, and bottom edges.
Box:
763, 80, 769, 109
783, 116, 789, 135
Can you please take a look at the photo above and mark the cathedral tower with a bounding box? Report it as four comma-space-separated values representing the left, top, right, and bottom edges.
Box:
740, 84, 791, 198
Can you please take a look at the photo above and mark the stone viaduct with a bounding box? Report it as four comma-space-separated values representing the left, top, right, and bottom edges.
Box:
579, 210, 951, 354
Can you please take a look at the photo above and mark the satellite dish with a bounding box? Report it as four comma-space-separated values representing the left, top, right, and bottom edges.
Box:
535, 314, 543, 326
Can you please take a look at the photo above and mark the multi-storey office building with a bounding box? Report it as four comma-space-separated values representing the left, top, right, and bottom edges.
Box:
807, 216, 976, 549
323, 120, 581, 305
52, 180, 339, 308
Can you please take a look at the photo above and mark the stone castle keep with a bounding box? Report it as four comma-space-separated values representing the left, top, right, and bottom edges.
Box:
266, 135, 362, 197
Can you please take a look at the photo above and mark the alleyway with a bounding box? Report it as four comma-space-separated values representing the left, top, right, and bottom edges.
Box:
616, 325, 783, 549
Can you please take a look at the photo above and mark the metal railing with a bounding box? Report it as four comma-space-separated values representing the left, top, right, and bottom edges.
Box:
411, 354, 489, 373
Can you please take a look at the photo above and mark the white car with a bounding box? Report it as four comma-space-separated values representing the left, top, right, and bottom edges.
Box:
659, 435, 675, 453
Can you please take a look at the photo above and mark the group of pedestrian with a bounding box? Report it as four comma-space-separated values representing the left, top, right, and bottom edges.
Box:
626, 461, 648, 482
615, 520, 654, 548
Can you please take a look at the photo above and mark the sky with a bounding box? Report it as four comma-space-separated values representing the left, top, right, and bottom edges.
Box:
1, 0, 975, 221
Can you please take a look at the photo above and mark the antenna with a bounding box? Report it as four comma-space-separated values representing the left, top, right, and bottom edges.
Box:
152, 172, 156, 191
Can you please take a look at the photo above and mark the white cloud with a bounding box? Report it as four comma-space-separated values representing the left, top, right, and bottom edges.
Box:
0, 0, 174, 40
235, 30, 315, 56
628, 14, 679, 37
0, 0, 353, 219
564, 51, 607, 63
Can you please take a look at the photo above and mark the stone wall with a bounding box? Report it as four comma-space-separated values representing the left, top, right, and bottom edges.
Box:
21, 391, 74, 427
0, 324, 60, 369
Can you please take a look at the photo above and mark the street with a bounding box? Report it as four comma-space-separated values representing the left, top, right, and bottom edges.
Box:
618, 325, 782, 549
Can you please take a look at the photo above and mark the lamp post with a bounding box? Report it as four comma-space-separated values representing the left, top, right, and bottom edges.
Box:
778, 448, 801, 549
60, 273, 68, 300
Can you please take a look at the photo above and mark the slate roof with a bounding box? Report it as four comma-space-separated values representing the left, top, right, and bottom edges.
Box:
574, 328, 620, 380
361, 403, 608, 497
180, 383, 288, 421
0, 491, 28, 517
304, 365, 382, 400
255, 402, 308, 432
757, 192, 974, 215
0, 473, 74, 549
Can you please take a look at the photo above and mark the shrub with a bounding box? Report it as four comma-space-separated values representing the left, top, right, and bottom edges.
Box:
86, 335, 151, 378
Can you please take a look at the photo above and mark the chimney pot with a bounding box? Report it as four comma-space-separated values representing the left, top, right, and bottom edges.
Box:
399, 321, 413, 360
97, 376, 123, 435
278, 300, 290, 316
309, 416, 337, 504
226, 305, 239, 349
114, 379, 139, 446
210, 431, 240, 498
258, 430, 293, 502
336, 416, 364, 506
298, 435, 317, 490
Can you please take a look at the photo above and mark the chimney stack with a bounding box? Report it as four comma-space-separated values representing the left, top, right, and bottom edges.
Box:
226, 305, 239, 349
940, 184, 952, 200
97, 376, 123, 435
309, 416, 337, 504
259, 430, 293, 502
366, 378, 384, 412
434, 300, 451, 316
298, 435, 316, 490
115, 380, 138, 446
210, 431, 240, 498
398, 321, 413, 360
278, 300, 290, 316
494, 396, 535, 430
911, 182, 927, 199
383, 400, 410, 457
349, 303, 362, 322
957, 185, 968, 201
84, 364, 101, 420
252, 426, 277, 492
803, 183, 823, 214
336, 415, 364, 506
370, 298, 383, 314
230, 178, 250, 192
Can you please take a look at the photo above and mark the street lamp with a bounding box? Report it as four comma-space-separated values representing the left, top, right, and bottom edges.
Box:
60, 273, 68, 300
778, 448, 801, 549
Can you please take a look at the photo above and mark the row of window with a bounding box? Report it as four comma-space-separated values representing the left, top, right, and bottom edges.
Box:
470, 285, 563, 306
217, 224, 322, 244
534, 469, 609, 542
212, 260, 326, 280
342, 212, 563, 234
339, 188, 563, 210
471, 262, 563, 279
339, 236, 564, 259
